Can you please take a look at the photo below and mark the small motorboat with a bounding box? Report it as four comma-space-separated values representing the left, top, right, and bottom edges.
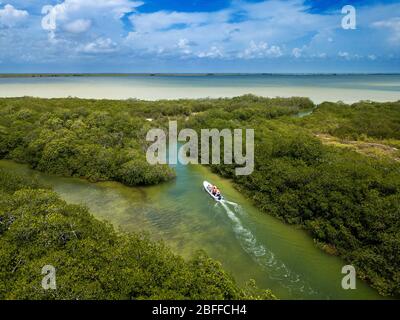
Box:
203, 181, 224, 201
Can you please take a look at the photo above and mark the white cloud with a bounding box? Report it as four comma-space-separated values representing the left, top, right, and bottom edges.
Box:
78, 37, 117, 53
0, 4, 28, 28
177, 38, 194, 55
41, 0, 143, 40
292, 46, 327, 59
372, 17, 400, 44
239, 41, 282, 59
177, 38, 189, 49
338, 51, 363, 60
63, 19, 91, 33
292, 47, 302, 58
130, 11, 222, 33
126, 1, 318, 60
1, 0, 399, 69
313, 52, 327, 59
198, 46, 224, 58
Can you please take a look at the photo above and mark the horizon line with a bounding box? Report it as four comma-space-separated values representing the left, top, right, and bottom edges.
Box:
1, 72, 400, 77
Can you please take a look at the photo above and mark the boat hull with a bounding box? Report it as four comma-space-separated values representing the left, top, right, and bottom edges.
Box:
203, 181, 223, 201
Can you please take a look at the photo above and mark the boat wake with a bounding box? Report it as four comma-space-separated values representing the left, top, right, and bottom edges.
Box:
223, 200, 245, 215
220, 200, 318, 296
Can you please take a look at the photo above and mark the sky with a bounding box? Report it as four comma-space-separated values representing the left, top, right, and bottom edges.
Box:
0, 0, 399, 73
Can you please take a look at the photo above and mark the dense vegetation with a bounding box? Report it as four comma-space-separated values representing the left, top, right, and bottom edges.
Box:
297, 101, 400, 141
0, 96, 311, 185
0, 98, 176, 185
0, 96, 399, 298
185, 99, 400, 297
0, 169, 275, 300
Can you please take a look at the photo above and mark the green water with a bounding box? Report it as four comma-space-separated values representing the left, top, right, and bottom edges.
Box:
1, 74, 400, 103
0, 159, 384, 300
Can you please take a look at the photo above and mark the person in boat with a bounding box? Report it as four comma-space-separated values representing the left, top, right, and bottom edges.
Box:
212, 185, 218, 195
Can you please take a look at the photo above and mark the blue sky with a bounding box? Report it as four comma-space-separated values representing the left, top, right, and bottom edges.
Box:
0, 0, 399, 73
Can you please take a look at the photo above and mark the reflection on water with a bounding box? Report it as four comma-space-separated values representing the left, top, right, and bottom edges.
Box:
0, 160, 384, 300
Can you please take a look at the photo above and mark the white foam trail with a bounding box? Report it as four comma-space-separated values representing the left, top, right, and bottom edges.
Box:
223, 200, 245, 216
224, 200, 239, 206
220, 201, 318, 296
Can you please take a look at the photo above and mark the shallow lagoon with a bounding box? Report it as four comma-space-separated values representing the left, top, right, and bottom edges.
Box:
1, 74, 400, 103
0, 73, 394, 299
0, 159, 384, 300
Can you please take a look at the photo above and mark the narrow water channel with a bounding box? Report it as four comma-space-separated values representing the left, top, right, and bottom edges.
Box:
0, 159, 383, 299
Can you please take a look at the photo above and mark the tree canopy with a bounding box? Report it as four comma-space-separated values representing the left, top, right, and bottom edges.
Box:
0, 96, 399, 297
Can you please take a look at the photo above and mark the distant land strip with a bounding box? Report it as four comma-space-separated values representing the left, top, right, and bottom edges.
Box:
1, 73, 400, 78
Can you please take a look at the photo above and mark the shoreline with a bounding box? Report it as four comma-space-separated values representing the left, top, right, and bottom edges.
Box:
1, 74, 399, 104
0, 96, 398, 298
0, 92, 399, 105
1, 73, 400, 79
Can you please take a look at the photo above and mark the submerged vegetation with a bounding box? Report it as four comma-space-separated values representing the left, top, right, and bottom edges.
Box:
0, 169, 275, 300
186, 99, 400, 297
0, 95, 399, 298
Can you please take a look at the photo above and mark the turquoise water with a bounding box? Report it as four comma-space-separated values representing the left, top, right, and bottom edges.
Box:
0, 73, 396, 299
0, 159, 385, 300
1, 74, 399, 103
